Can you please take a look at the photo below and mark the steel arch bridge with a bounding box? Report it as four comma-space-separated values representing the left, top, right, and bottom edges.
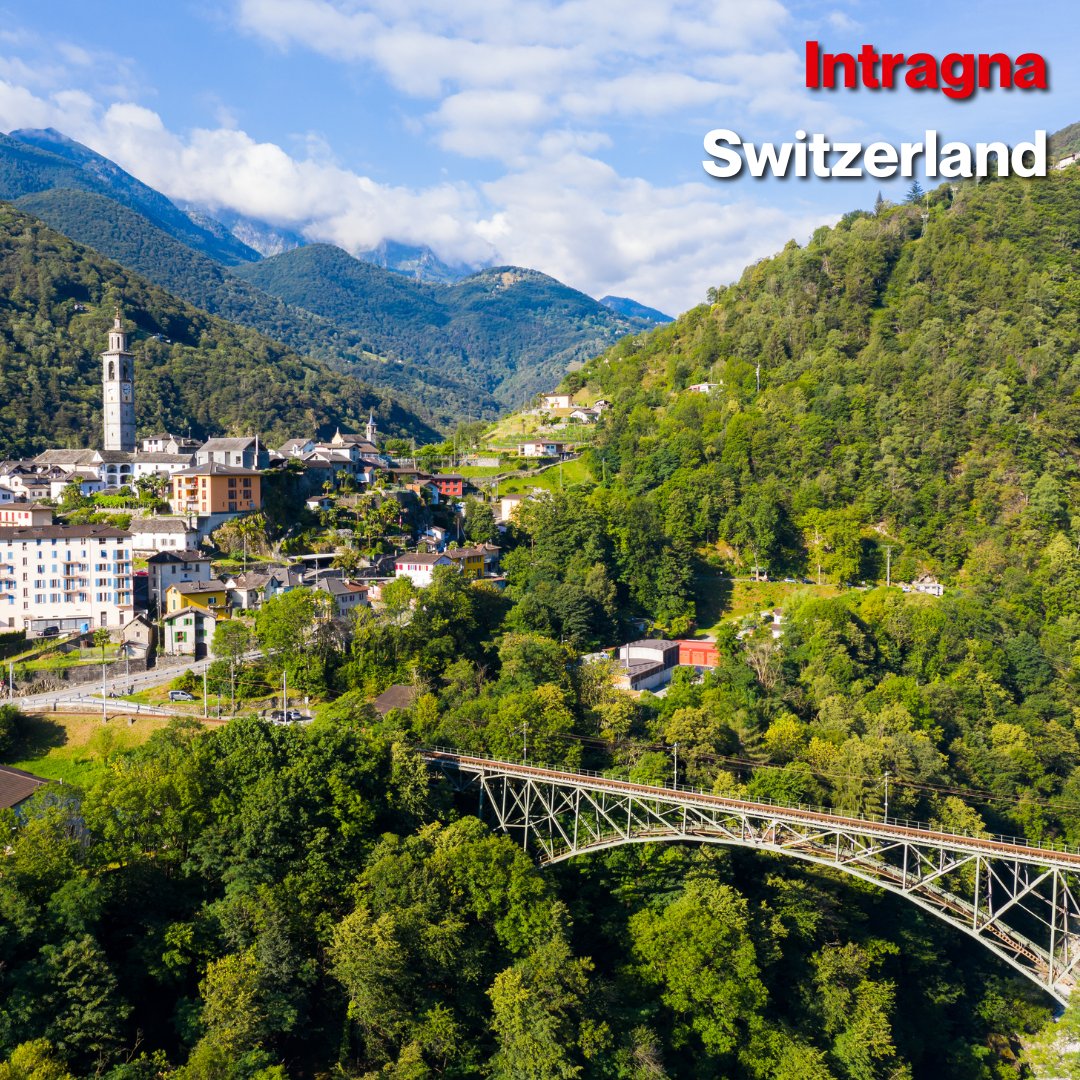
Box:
420, 748, 1080, 1003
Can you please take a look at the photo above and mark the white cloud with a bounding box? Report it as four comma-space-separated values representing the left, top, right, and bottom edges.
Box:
0, 2, 853, 316
233, 0, 812, 161
0, 72, 838, 314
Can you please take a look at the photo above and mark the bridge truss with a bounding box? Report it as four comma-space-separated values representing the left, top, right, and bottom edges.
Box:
421, 749, 1080, 1003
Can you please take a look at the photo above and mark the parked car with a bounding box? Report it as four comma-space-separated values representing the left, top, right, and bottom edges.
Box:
41, 625, 60, 637
168, 690, 195, 702
285, 710, 306, 722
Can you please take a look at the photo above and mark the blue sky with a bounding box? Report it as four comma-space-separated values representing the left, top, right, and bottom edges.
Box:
0, 0, 1075, 314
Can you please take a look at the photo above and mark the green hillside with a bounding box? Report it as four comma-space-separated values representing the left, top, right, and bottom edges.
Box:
15, 187, 501, 427
0, 128, 260, 265
567, 170, 1080, 594
235, 245, 645, 406
0, 205, 439, 456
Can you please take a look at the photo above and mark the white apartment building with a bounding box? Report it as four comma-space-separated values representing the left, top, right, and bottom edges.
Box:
0, 525, 134, 634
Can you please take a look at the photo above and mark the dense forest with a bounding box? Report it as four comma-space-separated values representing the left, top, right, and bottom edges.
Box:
0, 206, 440, 456
14, 189, 504, 428
235, 247, 643, 407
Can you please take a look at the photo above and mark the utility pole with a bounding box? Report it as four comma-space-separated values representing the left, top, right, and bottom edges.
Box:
673, 742, 679, 789
885, 545, 892, 588
8, 660, 12, 700
883, 770, 890, 821
101, 651, 107, 724
203, 666, 208, 720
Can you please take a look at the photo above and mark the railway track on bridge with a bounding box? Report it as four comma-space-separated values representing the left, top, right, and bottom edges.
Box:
420, 747, 1080, 1002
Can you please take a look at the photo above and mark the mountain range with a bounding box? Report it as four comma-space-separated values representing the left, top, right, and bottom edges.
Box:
0, 205, 440, 457
0, 127, 664, 422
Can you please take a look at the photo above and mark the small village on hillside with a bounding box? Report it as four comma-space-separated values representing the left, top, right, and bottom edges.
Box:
0, 312, 946, 728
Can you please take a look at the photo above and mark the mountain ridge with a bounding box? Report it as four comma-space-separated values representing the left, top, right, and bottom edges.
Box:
0, 204, 440, 456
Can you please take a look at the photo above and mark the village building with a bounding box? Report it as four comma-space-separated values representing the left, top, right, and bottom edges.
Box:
170, 463, 262, 517
497, 493, 529, 523
541, 394, 573, 410
162, 605, 221, 658
165, 579, 229, 616
146, 549, 213, 612
315, 577, 370, 617
394, 552, 454, 588
128, 517, 200, 555
141, 433, 200, 455
120, 612, 156, 660
431, 474, 467, 498
0, 524, 133, 634
0, 503, 53, 528
196, 436, 269, 471
518, 440, 566, 458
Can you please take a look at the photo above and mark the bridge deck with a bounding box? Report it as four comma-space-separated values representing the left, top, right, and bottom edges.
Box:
420, 748, 1080, 870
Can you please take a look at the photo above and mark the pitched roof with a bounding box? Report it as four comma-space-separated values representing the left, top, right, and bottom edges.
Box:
371, 684, 418, 715
162, 606, 220, 623
130, 518, 196, 533
146, 548, 210, 564
33, 449, 99, 466
0, 524, 129, 541
170, 579, 227, 595
173, 463, 260, 477
395, 552, 451, 566
199, 437, 259, 452
133, 452, 195, 464
0, 765, 49, 809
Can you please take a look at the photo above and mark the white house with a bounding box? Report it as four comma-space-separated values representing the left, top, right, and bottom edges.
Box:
146, 549, 212, 613
911, 573, 945, 597
0, 524, 133, 634
518, 440, 565, 458
394, 552, 453, 588
686, 381, 721, 394
541, 394, 572, 410
0, 503, 53, 528
196, 437, 268, 470
162, 605, 220, 658
570, 408, 598, 424
128, 518, 200, 555
316, 577, 370, 617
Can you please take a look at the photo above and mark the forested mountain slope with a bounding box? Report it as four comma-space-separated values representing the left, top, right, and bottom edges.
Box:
0, 206, 439, 455
235, 245, 646, 406
15, 187, 501, 426
570, 169, 1080, 591
0, 128, 260, 265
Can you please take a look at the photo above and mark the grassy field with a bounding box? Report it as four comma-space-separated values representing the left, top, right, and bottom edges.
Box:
6, 710, 174, 787
694, 577, 843, 636
498, 457, 594, 494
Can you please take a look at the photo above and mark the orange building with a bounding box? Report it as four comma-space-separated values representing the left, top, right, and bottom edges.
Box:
170, 463, 262, 516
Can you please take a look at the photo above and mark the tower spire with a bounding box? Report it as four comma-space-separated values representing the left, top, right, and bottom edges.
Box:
102, 312, 135, 453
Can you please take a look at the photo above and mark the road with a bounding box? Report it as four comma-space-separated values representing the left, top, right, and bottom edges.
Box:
7, 650, 263, 711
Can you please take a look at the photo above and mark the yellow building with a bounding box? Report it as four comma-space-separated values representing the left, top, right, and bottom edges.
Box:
445, 545, 496, 580
165, 579, 230, 615
170, 463, 261, 516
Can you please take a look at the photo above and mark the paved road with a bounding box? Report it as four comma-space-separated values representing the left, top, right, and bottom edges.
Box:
7, 650, 263, 711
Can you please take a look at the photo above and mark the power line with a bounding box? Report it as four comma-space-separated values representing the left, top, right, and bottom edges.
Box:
545, 730, 1080, 813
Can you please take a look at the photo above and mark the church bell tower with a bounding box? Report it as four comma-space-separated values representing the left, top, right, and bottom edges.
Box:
102, 308, 135, 452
